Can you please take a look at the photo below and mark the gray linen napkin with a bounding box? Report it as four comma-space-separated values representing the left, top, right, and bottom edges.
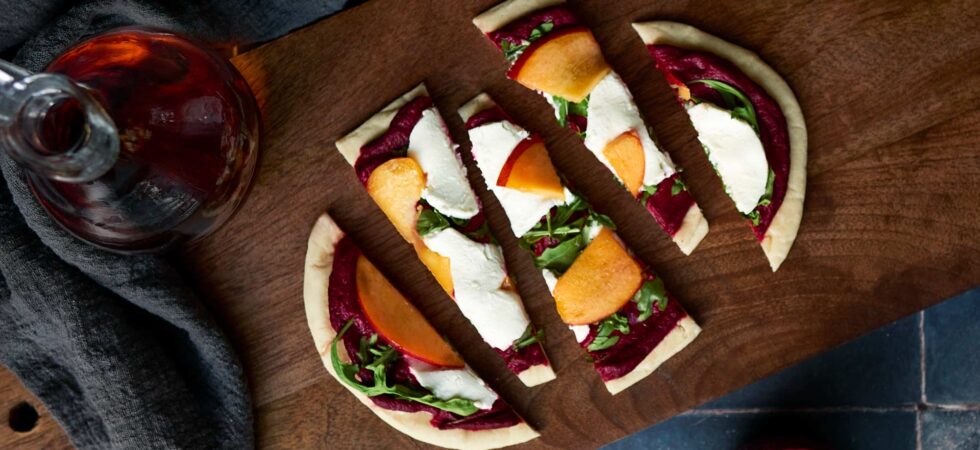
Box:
0, 0, 355, 448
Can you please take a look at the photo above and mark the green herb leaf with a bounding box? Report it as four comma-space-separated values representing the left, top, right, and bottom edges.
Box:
757, 168, 775, 207
588, 334, 620, 351
640, 184, 659, 202
589, 211, 616, 230
330, 319, 479, 416
527, 21, 553, 41
551, 94, 589, 130
671, 178, 687, 196
503, 21, 553, 63
417, 208, 450, 236
690, 79, 759, 132
501, 40, 528, 63
743, 209, 761, 226
587, 313, 630, 352
633, 278, 668, 322
512, 326, 544, 351
534, 238, 584, 274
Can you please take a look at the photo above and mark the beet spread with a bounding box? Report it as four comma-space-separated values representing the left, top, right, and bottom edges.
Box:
487, 5, 580, 48
328, 237, 521, 430
644, 174, 696, 237
353, 96, 432, 183
649, 45, 790, 240
580, 286, 688, 381
465, 105, 511, 129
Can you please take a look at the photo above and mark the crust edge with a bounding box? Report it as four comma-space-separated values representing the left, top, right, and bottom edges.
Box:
303, 214, 539, 449
459, 92, 497, 123
334, 83, 430, 166
632, 21, 807, 271
473, 0, 566, 34
671, 204, 709, 256
603, 315, 701, 395
517, 362, 557, 387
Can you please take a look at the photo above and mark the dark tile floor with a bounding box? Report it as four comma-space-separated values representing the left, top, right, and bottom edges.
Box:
606, 288, 980, 450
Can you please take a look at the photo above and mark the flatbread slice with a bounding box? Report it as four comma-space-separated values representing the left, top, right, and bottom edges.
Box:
304, 214, 538, 449
335, 84, 555, 387
633, 21, 807, 271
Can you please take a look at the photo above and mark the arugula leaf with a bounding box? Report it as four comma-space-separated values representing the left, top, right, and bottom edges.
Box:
528, 21, 553, 41
640, 184, 658, 202
534, 238, 584, 274
568, 95, 589, 117
330, 319, 479, 416
758, 168, 775, 207
501, 41, 528, 63
552, 94, 590, 129
633, 278, 668, 322
512, 326, 544, 351
671, 178, 687, 196
588, 210, 616, 230
587, 313, 630, 352
743, 209, 761, 226
520, 195, 616, 274
417, 208, 450, 236
690, 79, 759, 132
502, 21, 553, 63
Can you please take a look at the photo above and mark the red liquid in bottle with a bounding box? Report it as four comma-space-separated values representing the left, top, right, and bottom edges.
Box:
34, 28, 260, 252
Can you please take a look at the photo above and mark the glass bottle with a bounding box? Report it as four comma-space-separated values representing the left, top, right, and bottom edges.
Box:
0, 28, 260, 253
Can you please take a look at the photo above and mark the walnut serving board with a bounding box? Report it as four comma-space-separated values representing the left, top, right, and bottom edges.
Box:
171, 0, 978, 448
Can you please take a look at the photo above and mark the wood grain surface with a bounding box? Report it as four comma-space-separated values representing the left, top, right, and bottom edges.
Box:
3, 0, 979, 448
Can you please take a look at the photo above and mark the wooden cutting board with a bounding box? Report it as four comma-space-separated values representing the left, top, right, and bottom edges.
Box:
11, 1, 976, 449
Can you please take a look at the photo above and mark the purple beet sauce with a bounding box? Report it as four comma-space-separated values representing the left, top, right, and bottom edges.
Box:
495, 334, 548, 374
649, 45, 790, 240
328, 237, 521, 430
487, 5, 580, 48
353, 96, 432, 183
579, 284, 688, 382
644, 173, 696, 237
465, 105, 512, 129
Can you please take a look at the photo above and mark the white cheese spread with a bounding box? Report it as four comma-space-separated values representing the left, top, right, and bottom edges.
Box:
408, 109, 479, 219
582, 72, 676, 187
423, 228, 531, 350
408, 360, 498, 409
570, 325, 591, 343
686, 102, 768, 214
467, 120, 568, 237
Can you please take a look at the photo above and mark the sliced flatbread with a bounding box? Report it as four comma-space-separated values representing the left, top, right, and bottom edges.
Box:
633, 21, 807, 271
304, 214, 538, 449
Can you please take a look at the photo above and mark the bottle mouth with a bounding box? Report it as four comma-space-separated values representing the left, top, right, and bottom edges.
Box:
2, 73, 119, 183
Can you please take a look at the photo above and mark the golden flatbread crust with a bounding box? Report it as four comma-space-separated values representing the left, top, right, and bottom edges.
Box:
334, 83, 429, 165
632, 21, 807, 271
603, 315, 701, 395
671, 204, 709, 256
303, 214, 539, 449
473, 0, 565, 34
516, 362, 557, 387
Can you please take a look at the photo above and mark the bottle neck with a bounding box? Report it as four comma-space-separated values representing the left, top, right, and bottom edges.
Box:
0, 59, 118, 183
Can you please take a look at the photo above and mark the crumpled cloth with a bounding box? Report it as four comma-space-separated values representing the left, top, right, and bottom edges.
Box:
0, 0, 355, 448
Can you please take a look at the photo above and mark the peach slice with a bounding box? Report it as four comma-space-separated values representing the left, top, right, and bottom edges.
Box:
367, 157, 454, 295
509, 27, 611, 103
553, 228, 644, 325
367, 157, 426, 241
356, 255, 464, 368
496, 137, 565, 200
603, 131, 646, 196
416, 242, 454, 295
